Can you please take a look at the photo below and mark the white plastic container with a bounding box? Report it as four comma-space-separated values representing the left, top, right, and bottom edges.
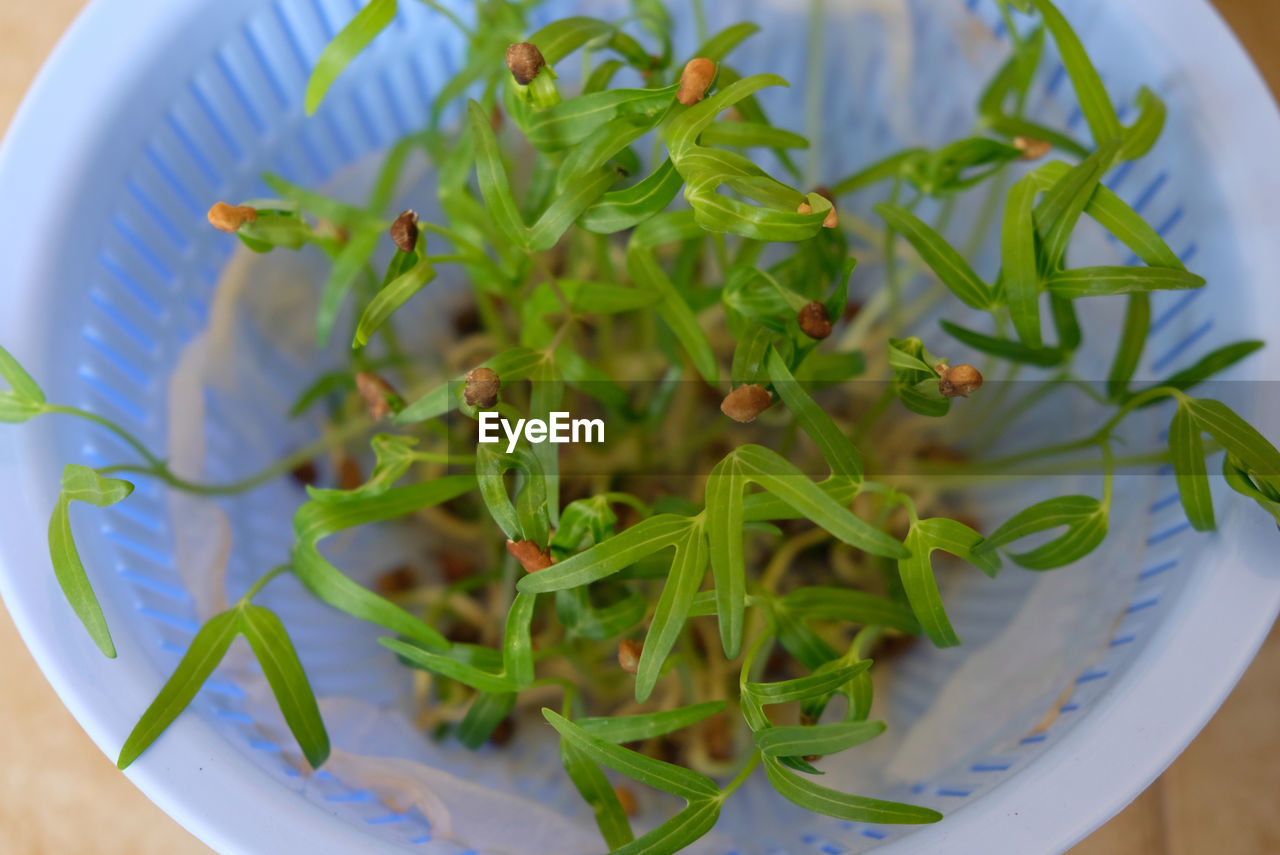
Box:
1, 1, 1278, 853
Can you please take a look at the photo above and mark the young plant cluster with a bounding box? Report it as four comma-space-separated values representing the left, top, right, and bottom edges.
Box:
3, 0, 1279, 852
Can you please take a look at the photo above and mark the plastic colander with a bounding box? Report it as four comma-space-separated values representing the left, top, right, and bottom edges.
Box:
2, 0, 1279, 853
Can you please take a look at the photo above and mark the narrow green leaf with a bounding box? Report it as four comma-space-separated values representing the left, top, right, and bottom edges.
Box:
763, 756, 942, 824
353, 254, 436, 347
316, 229, 381, 346
976, 495, 1109, 570
49, 465, 135, 658
305, 0, 397, 115
1107, 294, 1150, 399
1170, 404, 1215, 531
874, 203, 993, 310
1034, 141, 1121, 272
239, 605, 330, 768
1045, 266, 1204, 298
744, 661, 872, 705
543, 710, 720, 801
636, 524, 708, 702
779, 588, 920, 634
118, 610, 241, 768
1143, 341, 1264, 401
706, 456, 746, 658
766, 349, 863, 479
0, 344, 45, 405
735, 446, 907, 559
381, 638, 515, 693
561, 740, 635, 850
1185, 398, 1280, 478
610, 800, 721, 855
579, 159, 685, 234
578, 701, 727, 744
457, 691, 517, 749
1029, 0, 1121, 147
754, 720, 886, 758
627, 243, 719, 384
940, 319, 1067, 366
517, 514, 693, 593
1002, 175, 1042, 347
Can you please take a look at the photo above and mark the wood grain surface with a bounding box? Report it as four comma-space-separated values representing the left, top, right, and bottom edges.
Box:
0, 2, 1275, 853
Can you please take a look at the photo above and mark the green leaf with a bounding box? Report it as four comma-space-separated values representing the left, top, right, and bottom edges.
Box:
1184, 398, 1280, 478
778, 588, 920, 634
353, 254, 436, 347
1107, 294, 1150, 399
118, 610, 241, 768
874, 203, 993, 311
940, 320, 1067, 366
305, 0, 397, 114
1045, 266, 1204, 298
1170, 404, 1215, 531
976, 495, 1108, 570
694, 21, 760, 61
291, 475, 476, 648
457, 691, 517, 749
307, 434, 420, 503
560, 740, 635, 850
517, 514, 694, 593
1002, 175, 1043, 347
577, 701, 727, 744
829, 149, 925, 196
1141, 341, 1264, 401
579, 159, 685, 234
502, 591, 537, 688
610, 801, 721, 855
1028, 0, 1121, 148
762, 756, 942, 824
898, 517, 998, 648
48, 465, 135, 658
238, 605, 330, 768
744, 661, 872, 705
543, 710, 719, 801
314, 228, 381, 346
381, 638, 515, 693
1034, 141, 1121, 272
635, 522, 708, 702
734, 445, 908, 559
1119, 87, 1166, 160
754, 720, 886, 758
766, 349, 863, 479
699, 121, 808, 151
0, 343, 45, 407
626, 238, 719, 384
706, 455, 747, 658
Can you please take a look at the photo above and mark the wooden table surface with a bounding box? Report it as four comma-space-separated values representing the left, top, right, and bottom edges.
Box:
0, 2, 1276, 853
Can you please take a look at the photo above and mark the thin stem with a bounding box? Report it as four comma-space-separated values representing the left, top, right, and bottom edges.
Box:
718, 750, 762, 801
804, 0, 825, 189
45, 405, 164, 468
239, 564, 290, 605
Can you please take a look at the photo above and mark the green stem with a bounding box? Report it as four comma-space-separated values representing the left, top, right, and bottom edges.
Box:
239, 564, 290, 605
45, 405, 164, 468
718, 750, 762, 801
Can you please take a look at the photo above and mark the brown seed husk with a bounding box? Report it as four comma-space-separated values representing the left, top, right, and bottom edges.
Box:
937, 363, 984, 398
721, 384, 772, 423
390, 209, 419, 253
506, 539, 554, 573
338, 456, 364, 491
463, 366, 501, 409
797, 301, 833, 340
613, 786, 639, 817
290, 461, 319, 486
1014, 136, 1052, 160
618, 640, 642, 674
677, 58, 717, 106
355, 371, 400, 420
375, 564, 417, 596
505, 42, 546, 85
207, 202, 257, 233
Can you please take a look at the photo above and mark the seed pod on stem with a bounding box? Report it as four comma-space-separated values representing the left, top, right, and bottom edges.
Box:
721, 384, 772, 423
677, 58, 717, 106
506, 539, 554, 573
390, 209, 419, 253
355, 371, 402, 420
505, 42, 545, 85
463, 366, 501, 409
936, 363, 984, 398
207, 202, 257, 233
618, 640, 642, 674
1014, 136, 1052, 160
797, 301, 833, 340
